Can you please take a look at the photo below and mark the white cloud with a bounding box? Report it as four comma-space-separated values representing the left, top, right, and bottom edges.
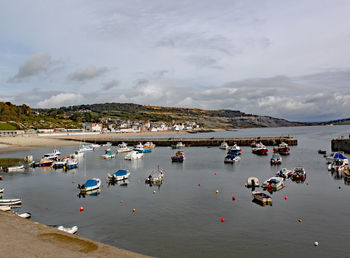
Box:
37, 93, 85, 108
68, 66, 108, 81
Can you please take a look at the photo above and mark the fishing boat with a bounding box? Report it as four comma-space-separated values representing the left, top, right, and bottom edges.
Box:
116, 142, 132, 153
219, 141, 229, 150
291, 167, 307, 181
171, 151, 185, 162
107, 169, 130, 181
134, 142, 144, 152
65, 159, 78, 170
16, 212, 31, 219
56, 225, 78, 234
78, 178, 101, 192
270, 153, 282, 165
262, 176, 284, 190
144, 142, 156, 149
125, 151, 143, 160
224, 154, 241, 163
273, 142, 290, 155
326, 152, 348, 164
33, 158, 54, 167
328, 158, 347, 172
276, 168, 292, 178
102, 149, 116, 159
52, 159, 67, 169
172, 142, 185, 149
246, 177, 259, 187
0, 198, 22, 206
252, 142, 269, 155
43, 149, 61, 160
252, 191, 272, 206
145, 167, 164, 184
6, 164, 25, 172
228, 144, 242, 155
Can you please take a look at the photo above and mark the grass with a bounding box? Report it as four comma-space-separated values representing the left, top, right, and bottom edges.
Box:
0, 123, 17, 130
0, 158, 25, 167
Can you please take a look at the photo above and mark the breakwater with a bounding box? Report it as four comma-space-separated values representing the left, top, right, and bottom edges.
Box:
85, 136, 297, 147
331, 138, 350, 153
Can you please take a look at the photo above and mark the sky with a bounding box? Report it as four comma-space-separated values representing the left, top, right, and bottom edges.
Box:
1, 0, 350, 122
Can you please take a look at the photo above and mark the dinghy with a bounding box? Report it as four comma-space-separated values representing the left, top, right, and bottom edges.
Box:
0, 198, 22, 206
246, 177, 259, 187
55, 225, 78, 234
78, 178, 101, 193
16, 212, 31, 219
107, 169, 130, 181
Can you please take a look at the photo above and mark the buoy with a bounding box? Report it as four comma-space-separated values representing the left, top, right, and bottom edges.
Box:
198, 184, 200, 186
284, 196, 288, 200
267, 184, 272, 189
214, 173, 217, 176
232, 196, 236, 201
338, 186, 341, 189
221, 217, 225, 223
72, 181, 75, 184
298, 218, 302, 223
306, 181, 309, 185
153, 191, 156, 194
216, 190, 219, 194
132, 209, 136, 212
314, 241, 319, 246
80, 206, 84, 212
120, 200, 123, 204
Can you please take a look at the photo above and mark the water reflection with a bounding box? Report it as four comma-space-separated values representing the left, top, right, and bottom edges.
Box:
78, 189, 101, 198
107, 179, 129, 187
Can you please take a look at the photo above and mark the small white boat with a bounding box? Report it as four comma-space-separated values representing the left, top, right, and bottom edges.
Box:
79, 144, 94, 152
72, 150, 84, 159
145, 167, 164, 184
219, 141, 229, 150
116, 142, 132, 153
0, 206, 11, 211
90, 143, 100, 148
57, 225, 78, 234
16, 212, 31, 219
134, 143, 145, 153
224, 154, 241, 163
102, 149, 116, 159
262, 177, 284, 190
78, 178, 101, 193
246, 177, 259, 187
107, 169, 130, 181
270, 153, 282, 165
0, 198, 22, 206
228, 144, 242, 155
276, 168, 292, 178
103, 142, 112, 147
172, 142, 185, 149
6, 164, 25, 172
125, 151, 143, 160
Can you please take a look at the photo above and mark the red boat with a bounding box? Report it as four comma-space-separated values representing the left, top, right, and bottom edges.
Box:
273, 142, 290, 155
252, 142, 269, 155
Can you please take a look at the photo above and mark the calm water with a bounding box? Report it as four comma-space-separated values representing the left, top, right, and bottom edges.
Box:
1, 125, 350, 257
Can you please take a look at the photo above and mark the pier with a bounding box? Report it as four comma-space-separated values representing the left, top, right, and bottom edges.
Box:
83, 136, 297, 147
331, 138, 350, 153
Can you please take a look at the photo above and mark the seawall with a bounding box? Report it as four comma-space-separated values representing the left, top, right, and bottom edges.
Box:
331, 138, 350, 153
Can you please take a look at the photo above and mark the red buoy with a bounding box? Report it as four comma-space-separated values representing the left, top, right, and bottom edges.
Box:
306, 181, 309, 185
120, 200, 124, 204
232, 196, 236, 201
132, 209, 136, 212
80, 206, 84, 212
284, 196, 288, 200
214, 173, 218, 176
221, 217, 225, 223
198, 184, 200, 186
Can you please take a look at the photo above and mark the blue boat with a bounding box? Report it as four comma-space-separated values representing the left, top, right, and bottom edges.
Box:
78, 178, 101, 192
224, 154, 241, 163
65, 159, 78, 170
227, 144, 242, 155
107, 169, 130, 181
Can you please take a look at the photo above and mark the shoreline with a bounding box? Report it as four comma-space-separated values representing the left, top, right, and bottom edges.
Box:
0, 211, 151, 257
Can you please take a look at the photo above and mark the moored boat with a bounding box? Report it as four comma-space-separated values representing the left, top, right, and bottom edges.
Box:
65, 159, 78, 170
273, 142, 290, 155
270, 153, 282, 165
57, 225, 78, 234
318, 149, 327, 154
78, 178, 101, 192
172, 142, 185, 149
145, 167, 164, 184
262, 176, 284, 190
171, 151, 185, 162
246, 177, 259, 187
224, 154, 241, 163
144, 142, 156, 149
107, 169, 130, 181
291, 167, 307, 181
102, 149, 116, 159
6, 164, 25, 172
252, 142, 269, 155
276, 168, 292, 178
116, 142, 132, 153
103, 142, 112, 147
252, 191, 272, 206
228, 144, 242, 155
16, 212, 31, 219
125, 151, 143, 160
0, 198, 22, 206
219, 141, 229, 150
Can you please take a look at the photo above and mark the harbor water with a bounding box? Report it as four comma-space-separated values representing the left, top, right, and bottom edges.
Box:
1, 125, 350, 257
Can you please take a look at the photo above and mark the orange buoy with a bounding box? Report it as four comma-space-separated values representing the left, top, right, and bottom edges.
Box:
298, 218, 302, 223
284, 196, 288, 200
232, 196, 236, 201
72, 181, 75, 184
216, 190, 219, 194
221, 217, 225, 223
120, 200, 124, 204
306, 181, 309, 185
132, 209, 136, 212
80, 206, 84, 212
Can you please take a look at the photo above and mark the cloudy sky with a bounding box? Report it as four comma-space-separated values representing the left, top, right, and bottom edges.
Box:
1, 0, 350, 121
